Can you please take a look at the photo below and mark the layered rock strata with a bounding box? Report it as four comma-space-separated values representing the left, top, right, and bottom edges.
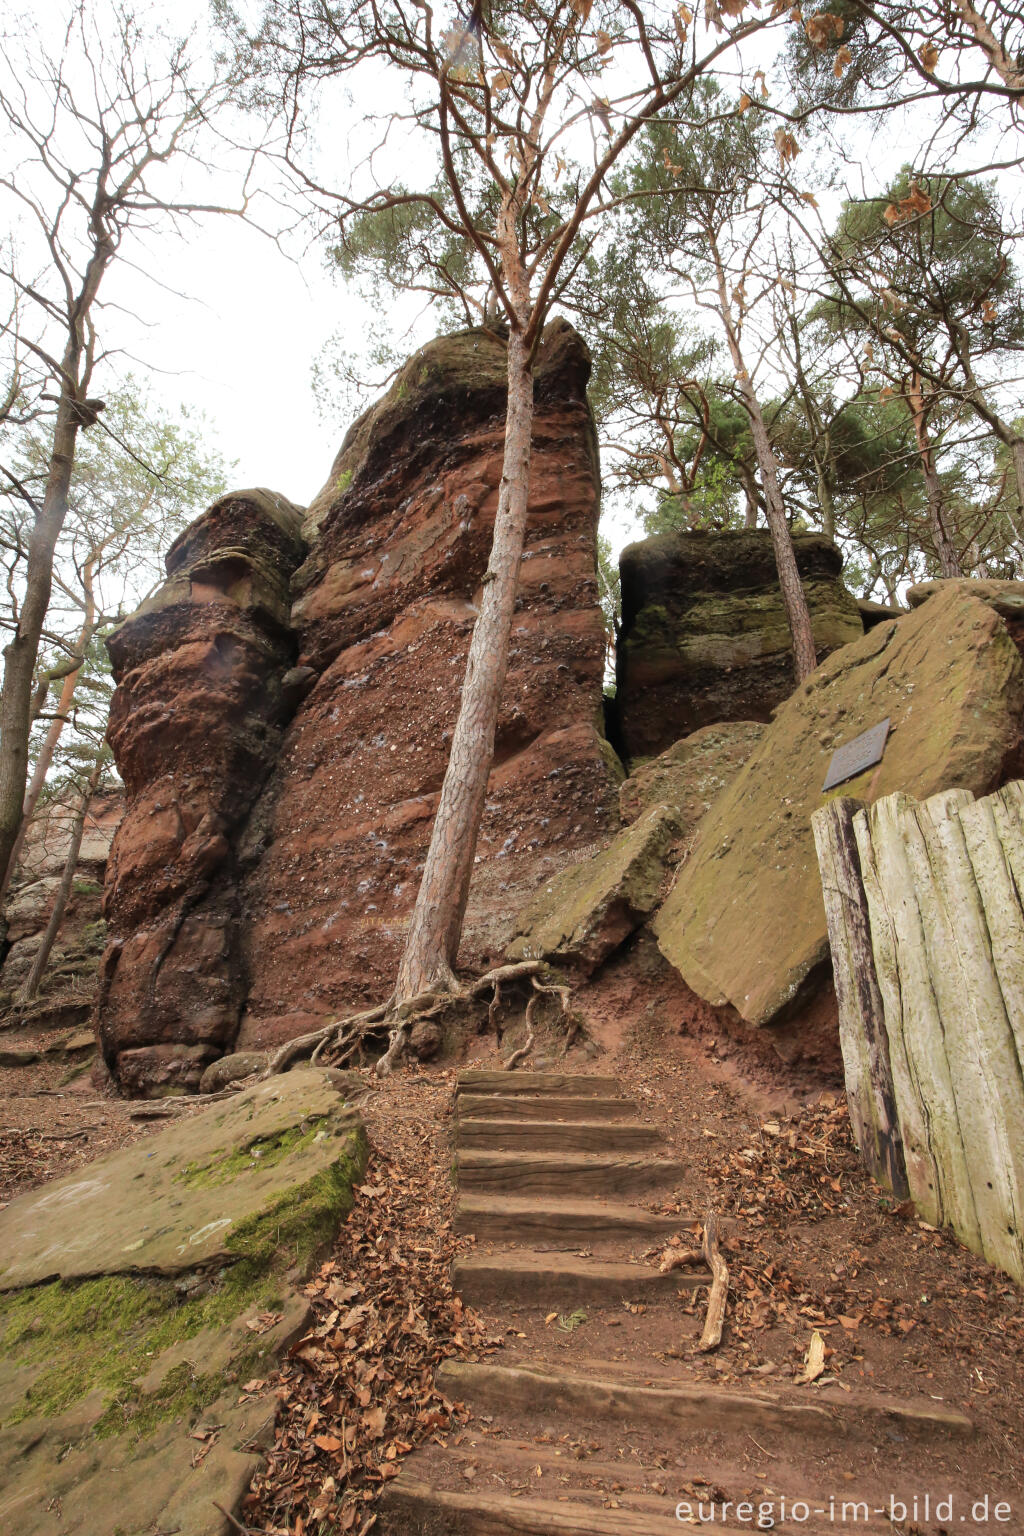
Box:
236, 323, 620, 1049
614, 528, 864, 761
99, 490, 307, 1093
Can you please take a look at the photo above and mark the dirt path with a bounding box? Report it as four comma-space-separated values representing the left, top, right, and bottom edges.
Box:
374, 1064, 1019, 1534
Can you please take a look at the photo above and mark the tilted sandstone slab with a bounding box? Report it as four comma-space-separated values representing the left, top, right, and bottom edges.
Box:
654, 587, 1024, 1030
506, 802, 685, 973
0, 1069, 366, 1536
99, 489, 307, 1093
236, 323, 621, 1046
615, 529, 863, 760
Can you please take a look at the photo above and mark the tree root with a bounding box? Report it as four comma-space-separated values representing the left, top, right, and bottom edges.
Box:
250, 959, 576, 1083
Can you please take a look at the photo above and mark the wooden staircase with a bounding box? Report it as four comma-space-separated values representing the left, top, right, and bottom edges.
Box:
381, 1071, 979, 1535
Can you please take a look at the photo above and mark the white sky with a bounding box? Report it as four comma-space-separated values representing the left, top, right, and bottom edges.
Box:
6, 1, 1021, 550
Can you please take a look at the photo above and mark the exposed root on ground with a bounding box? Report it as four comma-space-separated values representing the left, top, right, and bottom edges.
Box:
258, 959, 575, 1082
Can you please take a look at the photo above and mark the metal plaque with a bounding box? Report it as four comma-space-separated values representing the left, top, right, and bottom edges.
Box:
822, 718, 891, 793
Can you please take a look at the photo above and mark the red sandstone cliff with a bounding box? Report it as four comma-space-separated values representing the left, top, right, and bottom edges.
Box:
98, 325, 621, 1092
99, 490, 307, 1093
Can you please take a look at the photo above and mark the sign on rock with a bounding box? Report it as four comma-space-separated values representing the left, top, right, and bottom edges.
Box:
823, 718, 891, 793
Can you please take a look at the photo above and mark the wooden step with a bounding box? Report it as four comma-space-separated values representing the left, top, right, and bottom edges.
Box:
457, 1118, 661, 1153
454, 1195, 685, 1245
457, 1093, 637, 1122
453, 1249, 705, 1305
437, 1360, 975, 1443
456, 1072, 619, 1097
382, 1481, 710, 1535
456, 1150, 684, 1198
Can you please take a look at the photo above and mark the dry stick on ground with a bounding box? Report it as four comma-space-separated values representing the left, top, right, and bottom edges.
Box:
698, 1210, 729, 1353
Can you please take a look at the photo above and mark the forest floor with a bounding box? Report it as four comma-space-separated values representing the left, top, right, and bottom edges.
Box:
2, 981, 1022, 1535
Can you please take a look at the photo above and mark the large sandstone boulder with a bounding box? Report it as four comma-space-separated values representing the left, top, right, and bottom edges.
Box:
99, 490, 307, 1094
0, 1069, 366, 1536
654, 586, 1024, 1031
615, 529, 864, 760
618, 721, 765, 827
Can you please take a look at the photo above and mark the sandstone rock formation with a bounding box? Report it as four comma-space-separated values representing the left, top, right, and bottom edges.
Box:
234, 322, 620, 1052
99, 325, 621, 1090
654, 585, 1024, 1032
614, 529, 863, 761
0, 1069, 366, 1536
507, 802, 685, 974
99, 489, 307, 1094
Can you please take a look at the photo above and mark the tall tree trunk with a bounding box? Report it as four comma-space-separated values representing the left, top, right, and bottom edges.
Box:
0, 400, 82, 907
0, 212, 112, 939
814, 454, 836, 542
711, 244, 817, 681
394, 327, 534, 1001
740, 466, 759, 529
0, 568, 96, 911
19, 758, 103, 1004
906, 374, 961, 578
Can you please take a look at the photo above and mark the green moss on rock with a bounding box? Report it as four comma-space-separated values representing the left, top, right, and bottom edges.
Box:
0, 1122, 366, 1439
653, 587, 1024, 1032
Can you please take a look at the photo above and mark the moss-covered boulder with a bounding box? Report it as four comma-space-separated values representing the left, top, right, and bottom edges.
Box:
506, 803, 685, 972
619, 721, 765, 827
653, 587, 1024, 1032
614, 529, 863, 761
0, 1069, 367, 1536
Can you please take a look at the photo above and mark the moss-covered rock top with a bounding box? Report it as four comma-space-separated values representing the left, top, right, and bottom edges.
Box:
0, 1069, 367, 1536
0, 1068, 362, 1289
304, 318, 592, 538
653, 587, 1024, 1030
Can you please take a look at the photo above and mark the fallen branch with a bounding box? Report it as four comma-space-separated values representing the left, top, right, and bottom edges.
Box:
697, 1209, 729, 1353
658, 1245, 703, 1273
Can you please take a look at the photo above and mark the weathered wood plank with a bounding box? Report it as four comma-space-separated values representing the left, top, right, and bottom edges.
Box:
812, 798, 908, 1198
855, 793, 977, 1238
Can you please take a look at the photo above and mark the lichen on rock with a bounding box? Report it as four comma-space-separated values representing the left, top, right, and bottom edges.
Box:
653, 586, 1024, 1037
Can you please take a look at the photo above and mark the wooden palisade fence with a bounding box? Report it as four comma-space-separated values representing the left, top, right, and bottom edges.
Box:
813, 783, 1024, 1285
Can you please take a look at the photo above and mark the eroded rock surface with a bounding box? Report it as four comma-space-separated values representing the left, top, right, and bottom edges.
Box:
654, 587, 1024, 1033
0, 1069, 366, 1536
98, 489, 307, 1094
507, 802, 684, 973
235, 323, 619, 1048
615, 529, 863, 760
97, 328, 619, 1085
618, 721, 765, 828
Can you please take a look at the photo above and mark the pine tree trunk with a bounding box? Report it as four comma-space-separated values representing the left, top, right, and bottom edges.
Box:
711, 242, 817, 681
907, 376, 961, 578
19, 760, 102, 1004
394, 329, 535, 1001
